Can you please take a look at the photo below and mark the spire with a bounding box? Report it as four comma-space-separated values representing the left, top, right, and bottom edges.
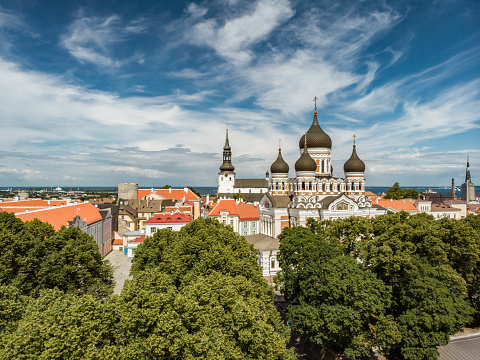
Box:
224, 128, 231, 150
465, 156, 471, 183
219, 128, 234, 172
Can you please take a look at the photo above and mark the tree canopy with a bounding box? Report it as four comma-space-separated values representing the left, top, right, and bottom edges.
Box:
0, 212, 113, 298
384, 182, 419, 199
278, 212, 479, 359
0, 217, 295, 359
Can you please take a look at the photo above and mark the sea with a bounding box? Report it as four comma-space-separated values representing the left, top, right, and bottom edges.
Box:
1, 185, 479, 197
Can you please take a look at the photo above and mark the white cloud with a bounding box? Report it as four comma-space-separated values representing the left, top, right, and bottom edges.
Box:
61, 14, 147, 67
188, 0, 295, 67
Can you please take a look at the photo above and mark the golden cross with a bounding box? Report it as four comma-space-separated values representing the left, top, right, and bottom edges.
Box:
313, 96, 318, 110
279, 138, 281, 150
353, 134, 356, 146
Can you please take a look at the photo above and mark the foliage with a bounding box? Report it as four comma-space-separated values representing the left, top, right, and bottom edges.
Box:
187, 186, 201, 197
130, 228, 177, 276
277, 226, 400, 357
233, 192, 246, 201
0, 218, 294, 359
0, 212, 113, 299
35, 226, 114, 299
133, 218, 264, 287
161, 184, 172, 189
279, 212, 480, 359
384, 182, 419, 199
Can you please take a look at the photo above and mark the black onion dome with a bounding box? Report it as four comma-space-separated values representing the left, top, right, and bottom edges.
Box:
299, 112, 332, 149
295, 148, 316, 172
344, 145, 365, 173
220, 161, 235, 172
271, 148, 289, 174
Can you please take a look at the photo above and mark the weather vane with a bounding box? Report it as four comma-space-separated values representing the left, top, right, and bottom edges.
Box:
313, 96, 318, 111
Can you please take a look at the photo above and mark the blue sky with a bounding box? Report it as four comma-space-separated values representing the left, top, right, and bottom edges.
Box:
0, 0, 479, 187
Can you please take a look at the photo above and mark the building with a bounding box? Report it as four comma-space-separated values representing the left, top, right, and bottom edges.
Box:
12, 202, 112, 256
462, 157, 476, 203
117, 184, 202, 232
144, 212, 192, 235
207, 198, 259, 236
259, 106, 386, 237
213, 104, 387, 239
217, 129, 269, 204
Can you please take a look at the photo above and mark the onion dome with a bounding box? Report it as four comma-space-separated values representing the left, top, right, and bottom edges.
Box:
219, 129, 235, 172
295, 134, 317, 173
271, 148, 289, 174
344, 138, 365, 173
299, 110, 332, 149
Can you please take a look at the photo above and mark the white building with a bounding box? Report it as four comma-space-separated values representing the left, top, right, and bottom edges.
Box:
144, 212, 192, 235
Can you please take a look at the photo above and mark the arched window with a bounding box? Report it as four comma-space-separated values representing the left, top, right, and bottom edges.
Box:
302, 182, 305, 190
276, 183, 279, 190
321, 160, 325, 173
282, 182, 285, 190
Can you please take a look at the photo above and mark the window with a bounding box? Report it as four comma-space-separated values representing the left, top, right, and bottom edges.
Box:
244, 222, 248, 228
252, 222, 256, 228
230, 219, 234, 226
167, 226, 173, 230
252, 230, 256, 234
151, 227, 157, 234
243, 231, 247, 235
271, 258, 276, 269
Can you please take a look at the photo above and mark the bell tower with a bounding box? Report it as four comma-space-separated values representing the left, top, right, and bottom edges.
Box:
218, 129, 236, 194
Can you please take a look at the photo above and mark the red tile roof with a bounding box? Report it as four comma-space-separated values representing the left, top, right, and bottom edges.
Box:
130, 236, 145, 243
376, 199, 418, 212
237, 202, 259, 220
138, 188, 200, 201
15, 202, 103, 230
145, 213, 192, 224
208, 199, 239, 217
113, 238, 123, 245
207, 199, 259, 220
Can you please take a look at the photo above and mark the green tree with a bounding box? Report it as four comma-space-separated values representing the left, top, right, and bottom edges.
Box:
187, 186, 201, 197
360, 213, 474, 359
130, 228, 177, 276
0, 212, 40, 295
24, 218, 55, 241
384, 182, 419, 199
36, 226, 114, 299
134, 218, 264, 287
277, 226, 400, 357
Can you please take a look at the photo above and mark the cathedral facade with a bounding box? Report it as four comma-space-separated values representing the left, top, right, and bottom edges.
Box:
216, 104, 386, 238
258, 107, 385, 238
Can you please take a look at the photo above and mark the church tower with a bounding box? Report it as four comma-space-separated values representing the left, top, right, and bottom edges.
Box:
298, 97, 332, 177
218, 129, 236, 194
461, 156, 475, 202
343, 135, 366, 199
270, 141, 289, 196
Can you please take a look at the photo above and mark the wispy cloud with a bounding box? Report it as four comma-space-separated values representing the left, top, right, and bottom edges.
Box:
61, 13, 147, 68
186, 0, 295, 67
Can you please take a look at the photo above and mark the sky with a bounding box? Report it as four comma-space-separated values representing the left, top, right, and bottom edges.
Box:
0, 0, 479, 187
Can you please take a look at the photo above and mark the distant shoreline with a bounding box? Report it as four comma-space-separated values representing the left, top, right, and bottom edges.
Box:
1, 185, 478, 197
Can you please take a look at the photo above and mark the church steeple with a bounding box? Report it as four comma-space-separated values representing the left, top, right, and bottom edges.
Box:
465, 156, 472, 183
219, 129, 235, 172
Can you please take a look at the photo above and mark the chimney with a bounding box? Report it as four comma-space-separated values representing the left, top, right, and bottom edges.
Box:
451, 178, 455, 199
184, 187, 188, 193
207, 195, 210, 204
169, 188, 172, 193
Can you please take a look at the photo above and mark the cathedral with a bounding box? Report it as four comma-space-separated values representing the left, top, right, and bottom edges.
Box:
217, 101, 386, 238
